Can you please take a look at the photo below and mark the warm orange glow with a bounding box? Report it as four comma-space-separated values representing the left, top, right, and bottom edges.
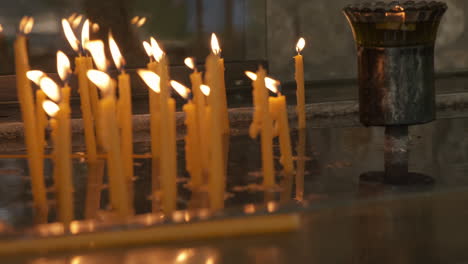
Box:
40, 77, 61, 102
26, 70, 45, 85
296, 37, 305, 54
142, 41, 153, 58
42, 100, 60, 117
137, 69, 161, 93
184, 57, 195, 70
87, 70, 114, 95
211, 33, 221, 56
62, 19, 79, 52
67, 13, 77, 23
137, 17, 146, 27
0, 25, 3, 33
386, 5, 406, 21
72, 15, 83, 29
150, 37, 164, 62
57, 50, 71, 82
244, 71, 257, 81
131, 16, 140, 24
92, 23, 100, 33
170, 80, 190, 99
200, 84, 210, 96
265, 77, 280, 93
109, 32, 125, 71
206, 257, 215, 264
86, 40, 107, 71
19, 16, 34, 35
81, 19, 90, 50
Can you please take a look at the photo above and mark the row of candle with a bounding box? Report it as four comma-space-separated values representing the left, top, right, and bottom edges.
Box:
13, 16, 307, 223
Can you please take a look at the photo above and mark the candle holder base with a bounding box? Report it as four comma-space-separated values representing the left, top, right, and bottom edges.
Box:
360, 171, 434, 186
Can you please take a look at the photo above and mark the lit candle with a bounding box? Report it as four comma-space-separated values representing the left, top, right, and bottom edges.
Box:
56, 51, 72, 105
82, 20, 100, 127
138, 68, 177, 215
209, 33, 229, 134
26, 70, 47, 166
245, 69, 275, 187
294, 37, 306, 129
62, 19, 97, 164
109, 32, 134, 186
88, 70, 133, 218
146, 39, 161, 165
155, 40, 177, 215
205, 49, 225, 210
138, 66, 160, 212
184, 57, 209, 180
40, 77, 74, 226
296, 128, 306, 202
15, 17, 48, 222
171, 80, 202, 187
267, 80, 294, 177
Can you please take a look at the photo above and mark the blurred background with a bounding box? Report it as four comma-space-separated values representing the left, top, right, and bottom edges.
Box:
0, 0, 465, 82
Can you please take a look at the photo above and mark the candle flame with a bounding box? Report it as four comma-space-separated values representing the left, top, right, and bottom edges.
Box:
200, 84, 210, 96
57, 50, 71, 82
72, 15, 83, 29
142, 41, 153, 58
0, 25, 3, 33
92, 23, 100, 33
170, 80, 190, 99
296, 37, 305, 54
137, 69, 161, 93
244, 71, 257, 81
244, 71, 279, 93
131, 16, 140, 24
67, 13, 77, 23
81, 19, 90, 50
184, 57, 195, 70
109, 31, 125, 71
62, 19, 79, 52
42, 100, 60, 117
265, 77, 280, 93
26, 70, 45, 85
211, 33, 221, 56
86, 40, 107, 71
150, 37, 164, 62
19, 17, 34, 35
87, 70, 114, 95
132, 17, 146, 27
40, 77, 61, 102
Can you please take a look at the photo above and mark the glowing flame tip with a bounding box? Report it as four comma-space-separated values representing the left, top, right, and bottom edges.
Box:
200, 84, 210, 96
40, 77, 61, 102
170, 80, 189, 99
184, 57, 195, 70
42, 100, 60, 117
26, 70, 45, 85
296, 37, 305, 53
137, 69, 160, 93
211, 33, 221, 56
245, 71, 257, 81
87, 70, 114, 94
109, 32, 125, 70
62, 19, 79, 52
57, 50, 71, 82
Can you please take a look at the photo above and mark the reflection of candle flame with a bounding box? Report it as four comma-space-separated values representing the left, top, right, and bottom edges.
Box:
62, 19, 79, 52
386, 5, 406, 22
138, 69, 161, 93
200, 85, 211, 96
296, 37, 305, 54
150, 37, 164, 62
0, 25, 3, 33
40, 77, 61, 102
109, 31, 125, 71
42, 100, 60, 117
87, 70, 114, 95
92, 23, 100, 33
57, 50, 71, 82
184, 57, 195, 70
170, 80, 190, 99
211, 33, 221, 56
19, 16, 34, 35
26, 70, 45, 85
86, 40, 107, 71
